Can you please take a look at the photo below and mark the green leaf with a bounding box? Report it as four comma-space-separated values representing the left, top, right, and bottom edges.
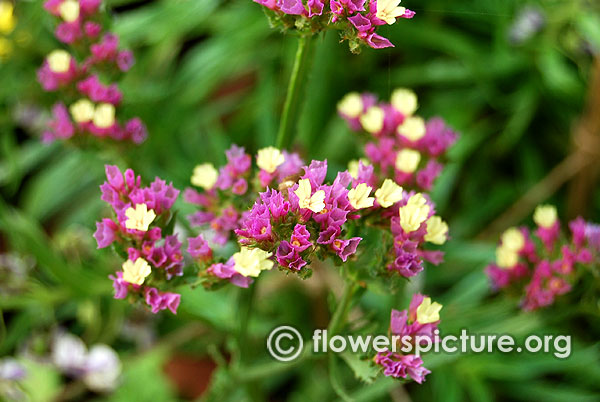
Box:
339, 351, 378, 384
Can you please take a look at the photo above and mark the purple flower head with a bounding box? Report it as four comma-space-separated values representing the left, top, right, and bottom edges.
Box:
117, 50, 135, 72
422, 118, 458, 156
108, 271, 135, 299
144, 287, 181, 314
124, 118, 148, 144
278, 0, 306, 15
80, 0, 102, 15
569, 217, 587, 249
43, 103, 75, 141
187, 234, 213, 261
307, 0, 324, 16
276, 241, 307, 271
290, 224, 312, 252
374, 352, 430, 383
232, 178, 248, 195
84, 21, 102, 38
207, 258, 253, 288
366, 33, 394, 49
332, 237, 362, 262
302, 160, 328, 188
277, 151, 305, 181
56, 21, 82, 44
388, 247, 423, 277
416, 160, 443, 191
94, 218, 119, 248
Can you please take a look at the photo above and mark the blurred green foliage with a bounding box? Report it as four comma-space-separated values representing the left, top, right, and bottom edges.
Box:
1, 0, 600, 400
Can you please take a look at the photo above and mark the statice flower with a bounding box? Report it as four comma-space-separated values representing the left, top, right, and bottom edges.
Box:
185, 145, 304, 287
373, 293, 442, 383
485, 204, 598, 311
38, 0, 147, 144
338, 89, 458, 192
252, 0, 414, 52
95, 165, 183, 314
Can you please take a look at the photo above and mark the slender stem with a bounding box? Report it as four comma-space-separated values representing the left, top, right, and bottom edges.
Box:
276, 34, 314, 149
235, 279, 262, 401
328, 280, 358, 335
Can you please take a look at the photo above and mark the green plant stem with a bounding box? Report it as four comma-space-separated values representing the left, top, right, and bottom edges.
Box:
328, 280, 359, 335
327, 280, 359, 401
276, 34, 314, 149
235, 279, 262, 401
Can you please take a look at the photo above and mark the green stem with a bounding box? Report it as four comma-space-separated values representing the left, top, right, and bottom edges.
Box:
328, 280, 359, 335
276, 34, 314, 149
235, 279, 262, 401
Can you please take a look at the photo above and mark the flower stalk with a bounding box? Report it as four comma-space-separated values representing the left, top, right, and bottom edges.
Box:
276, 34, 314, 149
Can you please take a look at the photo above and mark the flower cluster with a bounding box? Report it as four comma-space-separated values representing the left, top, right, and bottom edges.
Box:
38, 0, 147, 144
485, 205, 599, 311
0, 1, 16, 61
374, 293, 442, 383
94, 165, 182, 314
185, 145, 304, 287
338, 89, 458, 192
253, 0, 414, 52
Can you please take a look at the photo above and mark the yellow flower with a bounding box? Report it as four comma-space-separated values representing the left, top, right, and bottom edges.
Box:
397, 116, 426, 142
233, 246, 274, 277
70, 99, 95, 123
337, 92, 363, 118
390, 88, 418, 116
376, 0, 406, 25
359, 106, 384, 134
92, 103, 115, 128
122, 258, 151, 285
47, 50, 71, 73
256, 146, 285, 174
533, 204, 557, 228
500, 227, 524, 252
399, 193, 430, 233
395, 148, 421, 173
0, 1, 16, 34
295, 179, 326, 213
348, 159, 370, 179
416, 297, 442, 324
496, 246, 518, 269
191, 163, 218, 190
374, 178, 403, 208
125, 204, 156, 232
348, 183, 374, 210
59, 0, 80, 23
424, 216, 448, 245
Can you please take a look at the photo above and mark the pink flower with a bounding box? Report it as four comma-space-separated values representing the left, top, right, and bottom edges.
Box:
144, 288, 181, 314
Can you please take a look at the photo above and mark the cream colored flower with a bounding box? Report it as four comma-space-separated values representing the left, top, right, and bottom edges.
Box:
93, 103, 115, 128
122, 258, 151, 285
233, 247, 274, 277
416, 297, 442, 324
500, 227, 524, 252
397, 116, 426, 142
390, 88, 418, 116
0, 1, 16, 34
47, 50, 71, 73
424, 216, 448, 245
256, 147, 285, 173
295, 179, 325, 213
399, 193, 430, 233
533, 204, 557, 228
376, 0, 406, 25
496, 246, 518, 269
125, 204, 156, 232
70, 99, 95, 123
59, 0, 80, 22
348, 183, 374, 210
395, 149, 421, 173
337, 92, 363, 118
359, 106, 384, 134
191, 163, 218, 190
374, 179, 403, 208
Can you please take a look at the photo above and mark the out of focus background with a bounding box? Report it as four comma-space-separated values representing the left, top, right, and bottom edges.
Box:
1, 0, 600, 400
